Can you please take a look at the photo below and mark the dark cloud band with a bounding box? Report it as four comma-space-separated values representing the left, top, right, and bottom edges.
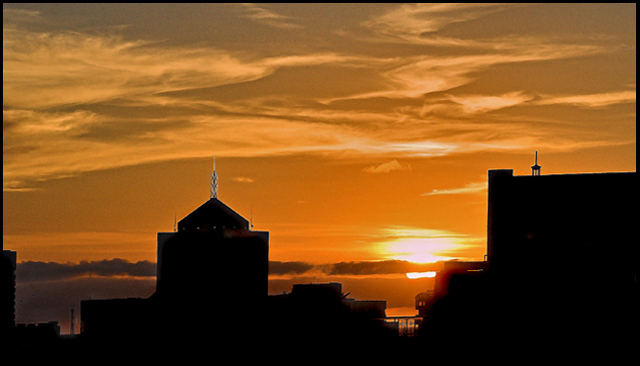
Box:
17, 259, 156, 282
17, 259, 443, 282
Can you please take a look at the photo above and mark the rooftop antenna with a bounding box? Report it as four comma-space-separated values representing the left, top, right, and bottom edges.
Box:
211, 155, 218, 198
173, 213, 177, 232
531, 151, 541, 176
250, 205, 254, 229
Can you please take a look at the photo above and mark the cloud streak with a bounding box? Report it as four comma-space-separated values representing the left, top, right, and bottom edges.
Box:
422, 182, 487, 196
325, 260, 442, 276
233, 177, 254, 183
363, 159, 411, 173
448, 92, 534, 114
3, 5, 633, 191
537, 90, 636, 108
3, 24, 344, 110
237, 3, 303, 30
362, 3, 512, 46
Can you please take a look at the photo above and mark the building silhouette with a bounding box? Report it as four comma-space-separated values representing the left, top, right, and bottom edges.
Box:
421, 164, 637, 354
152, 196, 269, 338
156, 197, 269, 306
80, 298, 152, 340
266, 282, 394, 345
2, 250, 17, 339
54, 157, 640, 356
415, 290, 435, 318
81, 160, 269, 343
4, 250, 65, 352
488, 169, 635, 277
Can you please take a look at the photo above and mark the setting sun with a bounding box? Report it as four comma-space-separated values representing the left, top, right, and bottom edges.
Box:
3, 3, 635, 337
406, 271, 437, 279
381, 228, 469, 263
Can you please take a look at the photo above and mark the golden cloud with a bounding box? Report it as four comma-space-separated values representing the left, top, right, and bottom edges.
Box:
363, 159, 411, 174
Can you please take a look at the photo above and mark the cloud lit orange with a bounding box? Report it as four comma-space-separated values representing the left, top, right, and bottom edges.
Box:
3, 4, 635, 327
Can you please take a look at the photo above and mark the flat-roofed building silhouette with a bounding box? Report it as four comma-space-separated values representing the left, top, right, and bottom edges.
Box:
266, 282, 393, 343
487, 169, 636, 284
2, 250, 17, 338
423, 166, 637, 351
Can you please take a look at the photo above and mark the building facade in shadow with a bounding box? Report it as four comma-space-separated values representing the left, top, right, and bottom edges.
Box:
81, 161, 269, 344
487, 169, 636, 278
2, 250, 17, 340
266, 282, 394, 346
422, 167, 637, 354
153, 196, 269, 338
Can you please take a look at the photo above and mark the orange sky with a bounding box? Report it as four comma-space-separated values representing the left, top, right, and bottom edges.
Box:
2, 4, 636, 325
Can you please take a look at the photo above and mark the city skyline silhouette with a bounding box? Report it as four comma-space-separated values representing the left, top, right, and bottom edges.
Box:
6, 166, 637, 357
3, 3, 636, 359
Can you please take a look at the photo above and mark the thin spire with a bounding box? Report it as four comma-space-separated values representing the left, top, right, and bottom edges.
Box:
531, 151, 541, 176
211, 155, 219, 198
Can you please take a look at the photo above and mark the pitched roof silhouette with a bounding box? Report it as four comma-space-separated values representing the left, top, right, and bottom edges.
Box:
177, 197, 249, 231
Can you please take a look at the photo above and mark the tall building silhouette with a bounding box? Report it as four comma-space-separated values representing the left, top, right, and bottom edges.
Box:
422, 166, 637, 352
154, 199, 269, 335
154, 159, 269, 326
487, 169, 636, 280
82, 159, 268, 341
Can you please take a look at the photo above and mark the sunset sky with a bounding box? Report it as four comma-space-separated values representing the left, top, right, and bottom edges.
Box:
3, 4, 636, 329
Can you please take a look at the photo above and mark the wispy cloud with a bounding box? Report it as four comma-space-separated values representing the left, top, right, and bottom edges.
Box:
422, 182, 487, 196
2, 8, 42, 23
448, 92, 534, 114
333, 42, 603, 101
362, 3, 512, 46
352, 4, 607, 101
3, 5, 632, 191
237, 3, 303, 30
2, 112, 355, 189
2, 15, 342, 110
536, 90, 636, 108
3, 31, 266, 109
363, 159, 411, 173
233, 177, 254, 183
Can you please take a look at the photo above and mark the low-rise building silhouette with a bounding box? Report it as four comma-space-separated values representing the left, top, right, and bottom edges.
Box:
415, 290, 435, 318
2, 250, 17, 339
266, 282, 394, 343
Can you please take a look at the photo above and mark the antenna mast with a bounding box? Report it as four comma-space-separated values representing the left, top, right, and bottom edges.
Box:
211, 155, 218, 198
531, 151, 541, 176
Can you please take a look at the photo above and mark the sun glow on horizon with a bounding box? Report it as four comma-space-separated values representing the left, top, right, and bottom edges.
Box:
406, 271, 437, 279
381, 227, 467, 264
